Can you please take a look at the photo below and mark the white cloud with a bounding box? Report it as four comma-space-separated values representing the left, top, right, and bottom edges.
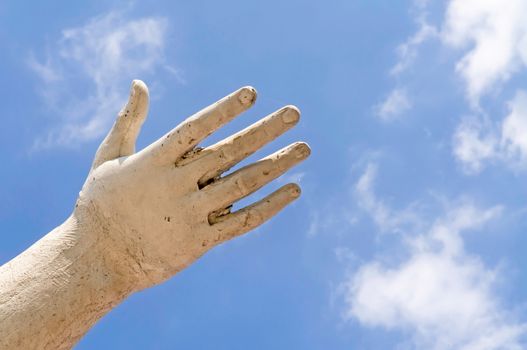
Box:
373, 1, 436, 123
453, 115, 499, 173
28, 11, 173, 148
345, 164, 525, 349
374, 89, 412, 122
453, 90, 527, 172
391, 15, 437, 76
502, 90, 527, 164
393, 0, 527, 105
27, 54, 61, 83
387, 0, 527, 172
352, 2, 527, 346
442, 0, 527, 172
347, 252, 525, 350
374, 3, 435, 123
441, 0, 527, 105
355, 162, 423, 234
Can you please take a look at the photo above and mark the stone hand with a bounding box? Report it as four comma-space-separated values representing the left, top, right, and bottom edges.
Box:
0, 80, 309, 349
76, 80, 310, 291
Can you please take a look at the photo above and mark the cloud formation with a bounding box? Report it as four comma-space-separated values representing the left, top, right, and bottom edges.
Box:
28, 11, 172, 149
383, 0, 527, 172
374, 2, 436, 123
453, 115, 499, 174
355, 163, 422, 233
344, 163, 525, 349
437, 0, 527, 172
453, 90, 527, 173
441, 0, 527, 105
374, 89, 412, 122
391, 9, 437, 76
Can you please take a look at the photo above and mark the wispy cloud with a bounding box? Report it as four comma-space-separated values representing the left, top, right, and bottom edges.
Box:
453, 114, 499, 174
502, 91, 527, 163
374, 89, 412, 122
441, 0, 527, 106
453, 90, 527, 173
390, 7, 437, 76
354, 162, 423, 233
28, 11, 176, 149
444, 0, 527, 173
383, 0, 527, 173
373, 1, 436, 123
342, 1, 527, 346
344, 164, 525, 349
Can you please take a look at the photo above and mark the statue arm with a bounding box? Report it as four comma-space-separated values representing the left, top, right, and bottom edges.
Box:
0, 81, 309, 349
0, 216, 133, 349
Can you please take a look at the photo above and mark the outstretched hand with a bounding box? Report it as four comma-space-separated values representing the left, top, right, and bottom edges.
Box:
76, 80, 310, 290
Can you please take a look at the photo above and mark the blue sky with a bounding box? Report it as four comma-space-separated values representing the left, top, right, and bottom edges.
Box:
2, 0, 527, 348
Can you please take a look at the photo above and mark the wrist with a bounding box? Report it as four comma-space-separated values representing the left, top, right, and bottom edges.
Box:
68, 206, 140, 296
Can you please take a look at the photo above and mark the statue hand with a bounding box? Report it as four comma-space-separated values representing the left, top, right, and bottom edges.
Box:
75, 80, 310, 290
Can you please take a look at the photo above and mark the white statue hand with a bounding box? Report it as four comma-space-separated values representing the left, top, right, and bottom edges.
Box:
76, 80, 310, 290
0, 80, 309, 349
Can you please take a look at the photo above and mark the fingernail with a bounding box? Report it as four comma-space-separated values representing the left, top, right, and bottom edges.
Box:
238, 86, 257, 106
131, 80, 147, 96
295, 142, 311, 159
281, 105, 300, 124
288, 184, 301, 198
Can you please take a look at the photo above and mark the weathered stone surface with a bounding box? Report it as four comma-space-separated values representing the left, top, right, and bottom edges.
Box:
0, 80, 309, 349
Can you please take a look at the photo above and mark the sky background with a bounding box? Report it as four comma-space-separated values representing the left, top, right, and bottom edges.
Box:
2, 0, 527, 349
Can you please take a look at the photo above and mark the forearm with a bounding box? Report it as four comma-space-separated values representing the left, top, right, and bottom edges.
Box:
0, 214, 133, 350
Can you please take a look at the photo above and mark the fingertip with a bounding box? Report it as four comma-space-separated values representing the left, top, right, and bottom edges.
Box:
131, 79, 149, 97
292, 141, 311, 159
284, 183, 301, 199
238, 86, 257, 107
281, 105, 300, 125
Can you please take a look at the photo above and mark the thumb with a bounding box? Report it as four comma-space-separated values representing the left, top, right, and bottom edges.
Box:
92, 80, 149, 169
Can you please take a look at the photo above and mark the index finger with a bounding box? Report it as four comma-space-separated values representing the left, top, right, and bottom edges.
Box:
138, 86, 257, 165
